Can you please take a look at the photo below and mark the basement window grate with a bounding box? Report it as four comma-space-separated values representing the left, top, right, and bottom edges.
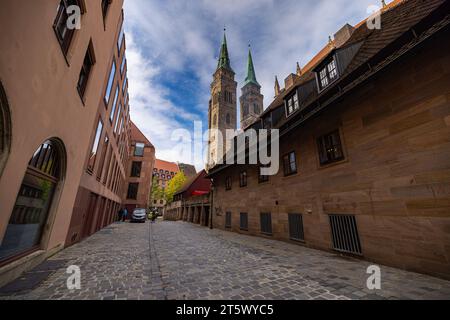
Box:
225, 212, 232, 228
260, 213, 273, 235
240, 213, 248, 231
288, 213, 305, 241
329, 214, 362, 255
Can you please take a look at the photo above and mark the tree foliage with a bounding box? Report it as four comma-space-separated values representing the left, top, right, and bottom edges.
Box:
165, 171, 187, 204
150, 175, 165, 204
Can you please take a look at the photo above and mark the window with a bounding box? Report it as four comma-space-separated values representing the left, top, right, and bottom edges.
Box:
122, 76, 127, 93
104, 60, 116, 105
258, 166, 269, 183
226, 113, 231, 125
285, 92, 299, 117
53, 0, 79, 55
225, 212, 232, 229
240, 213, 248, 231
225, 176, 232, 190
134, 142, 145, 157
0, 140, 64, 262
253, 103, 260, 114
318, 58, 339, 91
109, 86, 119, 122
260, 213, 272, 235
317, 130, 345, 166
127, 183, 139, 200
329, 215, 362, 255
243, 104, 249, 116
131, 161, 142, 177
283, 151, 297, 176
288, 213, 305, 241
120, 56, 127, 75
101, 0, 111, 21
224, 91, 232, 103
77, 41, 95, 98
117, 23, 125, 54
239, 171, 247, 187
114, 104, 122, 134
97, 135, 109, 180
87, 119, 103, 173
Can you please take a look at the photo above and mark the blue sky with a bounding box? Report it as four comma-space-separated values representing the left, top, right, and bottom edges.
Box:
123, 0, 385, 168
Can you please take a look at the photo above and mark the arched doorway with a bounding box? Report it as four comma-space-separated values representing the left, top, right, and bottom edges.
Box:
0, 81, 12, 178
0, 139, 66, 263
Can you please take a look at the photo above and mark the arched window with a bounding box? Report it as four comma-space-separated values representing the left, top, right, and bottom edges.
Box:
0, 139, 66, 262
226, 113, 231, 125
243, 105, 249, 117
0, 81, 11, 178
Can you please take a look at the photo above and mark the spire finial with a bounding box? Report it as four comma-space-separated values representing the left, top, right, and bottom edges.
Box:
381, 0, 387, 7
296, 62, 302, 76
244, 44, 259, 87
274, 75, 281, 97
217, 28, 232, 71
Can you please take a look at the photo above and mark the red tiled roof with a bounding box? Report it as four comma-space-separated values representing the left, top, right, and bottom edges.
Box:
261, 0, 446, 117
154, 159, 179, 173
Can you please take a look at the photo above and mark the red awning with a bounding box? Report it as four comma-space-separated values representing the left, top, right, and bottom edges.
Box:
191, 190, 209, 196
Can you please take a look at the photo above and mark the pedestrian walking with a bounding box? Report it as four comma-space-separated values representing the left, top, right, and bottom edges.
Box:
122, 208, 128, 222
117, 208, 123, 222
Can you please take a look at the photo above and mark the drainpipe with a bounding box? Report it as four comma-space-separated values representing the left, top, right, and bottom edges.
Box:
210, 179, 214, 230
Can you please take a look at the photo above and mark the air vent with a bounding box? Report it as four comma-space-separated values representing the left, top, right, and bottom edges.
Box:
329, 214, 362, 255
240, 213, 248, 231
288, 213, 305, 241
260, 213, 272, 235
225, 212, 232, 228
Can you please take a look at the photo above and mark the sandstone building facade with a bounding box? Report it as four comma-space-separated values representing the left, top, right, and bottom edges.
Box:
207, 0, 450, 280
0, 0, 155, 286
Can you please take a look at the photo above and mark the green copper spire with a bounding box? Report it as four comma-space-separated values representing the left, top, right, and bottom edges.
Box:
217, 30, 233, 71
244, 46, 260, 87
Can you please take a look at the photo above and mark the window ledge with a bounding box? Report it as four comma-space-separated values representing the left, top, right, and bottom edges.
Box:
318, 158, 348, 170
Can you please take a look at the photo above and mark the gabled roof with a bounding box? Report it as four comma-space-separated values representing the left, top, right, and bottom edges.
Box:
261, 0, 446, 118
175, 170, 211, 197
130, 121, 153, 148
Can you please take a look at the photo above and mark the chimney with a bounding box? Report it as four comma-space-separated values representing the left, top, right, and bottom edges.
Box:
284, 73, 300, 91
333, 23, 354, 48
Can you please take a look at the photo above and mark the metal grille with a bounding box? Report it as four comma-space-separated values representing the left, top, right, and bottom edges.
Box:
260, 213, 272, 235
288, 213, 304, 241
329, 214, 362, 255
240, 213, 248, 230
225, 212, 232, 228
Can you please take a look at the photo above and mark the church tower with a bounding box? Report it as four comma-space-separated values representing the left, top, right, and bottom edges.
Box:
240, 46, 263, 130
207, 31, 237, 168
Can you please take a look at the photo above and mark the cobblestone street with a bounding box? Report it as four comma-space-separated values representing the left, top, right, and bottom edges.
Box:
1, 221, 450, 300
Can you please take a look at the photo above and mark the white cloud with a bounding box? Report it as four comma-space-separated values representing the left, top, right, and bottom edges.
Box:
123, 0, 383, 170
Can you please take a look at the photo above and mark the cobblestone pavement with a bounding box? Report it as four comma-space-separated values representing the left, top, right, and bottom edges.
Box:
1, 220, 450, 300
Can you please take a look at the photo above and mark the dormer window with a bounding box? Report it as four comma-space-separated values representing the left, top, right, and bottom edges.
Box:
285, 92, 299, 117
318, 58, 339, 91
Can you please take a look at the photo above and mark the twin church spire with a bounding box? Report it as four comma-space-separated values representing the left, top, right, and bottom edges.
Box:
214, 31, 264, 130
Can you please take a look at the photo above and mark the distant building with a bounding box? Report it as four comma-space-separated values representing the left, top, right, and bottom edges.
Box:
178, 163, 197, 178
165, 170, 211, 226
123, 122, 156, 213
151, 159, 179, 213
